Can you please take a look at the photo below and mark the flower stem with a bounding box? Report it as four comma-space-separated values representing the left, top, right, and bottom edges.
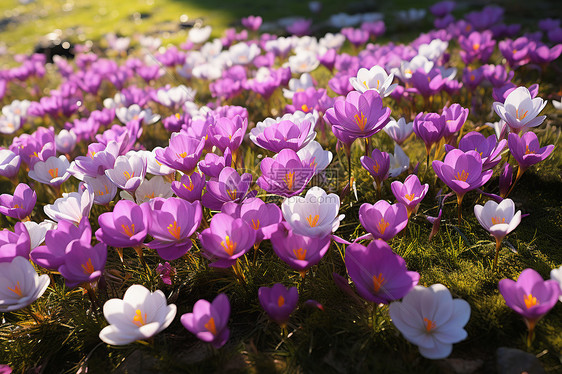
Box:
525, 318, 536, 350
492, 237, 502, 272
457, 194, 464, 226
505, 166, 525, 198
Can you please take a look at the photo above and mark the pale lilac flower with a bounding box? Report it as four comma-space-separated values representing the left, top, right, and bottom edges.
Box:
0, 257, 50, 312
389, 284, 471, 359
105, 153, 147, 192
349, 65, 397, 97
28, 155, 71, 187
493, 87, 547, 133
44, 185, 94, 224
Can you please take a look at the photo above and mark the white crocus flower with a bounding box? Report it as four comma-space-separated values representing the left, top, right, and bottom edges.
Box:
318, 33, 346, 50
83, 174, 118, 206
0, 257, 50, 312
474, 199, 522, 241
55, 129, 77, 154
388, 145, 410, 177
283, 73, 315, 99
418, 39, 448, 62
120, 176, 173, 204
137, 149, 176, 176
552, 99, 562, 110
116, 104, 160, 125
188, 25, 212, 44
23, 220, 57, 250
550, 266, 562, 302
281, 187, 344, 238
99, 284, 177, 345
0, 113, 22, 134
393, 55, 433, 81
28, 155, 71, 187
492, 87, 547, 133
349, 65, 397, 97
105, 153, 147, 192
156, 85, 195, 108
384, 117, 414, 145
288, 51, 319, 74
3, 99, 31, 118
228, 42, 261, 66
44, 185, 94, 224
389, 284, 470, 359
297, 140, 333, 175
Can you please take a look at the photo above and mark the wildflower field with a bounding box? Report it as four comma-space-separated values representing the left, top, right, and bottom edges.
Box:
0, 0, 561, 372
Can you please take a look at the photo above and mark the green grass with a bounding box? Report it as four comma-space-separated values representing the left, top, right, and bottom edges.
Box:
0, 0, 562, 372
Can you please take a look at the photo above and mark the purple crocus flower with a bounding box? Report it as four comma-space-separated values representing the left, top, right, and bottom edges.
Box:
345, 240, 419, 304
31, 218, 91, 271
499, 37, 531, 68
429, 1, 455, 17
202, 167, 254, 211
445, 132, 507, 171
155, 132, 206, 173
171, 172, 206, 202
241, 15, 262, 31
508, 132, 554, 173
328, 72, 353, 96
258, 283, 298, 327
146, 198, 202, 260
105, 153, 146, 192
341, 27, 369, 47
391, 174, 429, 217
221, 197, 282, 242
95, 199, 151, 249
442, 104, 468, 142
250, 118, 314, 153
0, 222, 31, 263
499, 268, 560, 340
181, 293, 230, 348
0, 183, 36, 220
199, 150, 232, 179
270, 223, 331, 277
528, 43, 562, 65
208, 115, 247, 152
499, 163, 513, 198
458, 31, 496, 65
256, 149, 314, 197
324, 90, 391, 138
484, 64, 514, 88
409, 69, 445, 98
199, 213, 256, 268
432, 149, 493, 222
360, 149, 390, 193
359, 201, 408, 241
156, 262, 175, 285
58, 240, 107, 288
68, 141, 120, 180
413, 112, 446, 159
462, 67, 485, 91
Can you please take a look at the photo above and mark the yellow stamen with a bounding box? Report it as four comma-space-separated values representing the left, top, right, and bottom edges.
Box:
122, 224, 136, 237
123, 171, 134, 180
183, 179, 195, 191
405, 193, 416, 201
48, 168, 59, 179
525, 145, 534, 155
132, 309, 147, 327
8, 281, 23, 297
524, 294, 538, 309
227, 189, 238, 200
491, 217, 506, 225
220, 236, 237, 256
175, 113, 181, 120
424, 317, 436, 332
301, 104, 310, 112
306, 214, 319, 227
205, 316, 217, 335
372, 273, 385, 292
13, 204, 21, 209
472, 43, 480, 50
278, 295, 285, 307
293, 248, 307, 260
177, 152, 187, 158
377, 218, 390, 235
145, 192, 155, 199
373, 162, 380, 173
376, 79, 380, 90
284, 171, 295, 191
455, 170, 469, 182
251, 219, 260, 230
167, 221, 182, 240
354, 112, 367, 131
81, 258, 95, 274
515, 109, 528, 121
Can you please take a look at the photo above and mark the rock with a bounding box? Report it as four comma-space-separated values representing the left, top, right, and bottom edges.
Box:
497, 347, 546, 374
438, 358, 484, 374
